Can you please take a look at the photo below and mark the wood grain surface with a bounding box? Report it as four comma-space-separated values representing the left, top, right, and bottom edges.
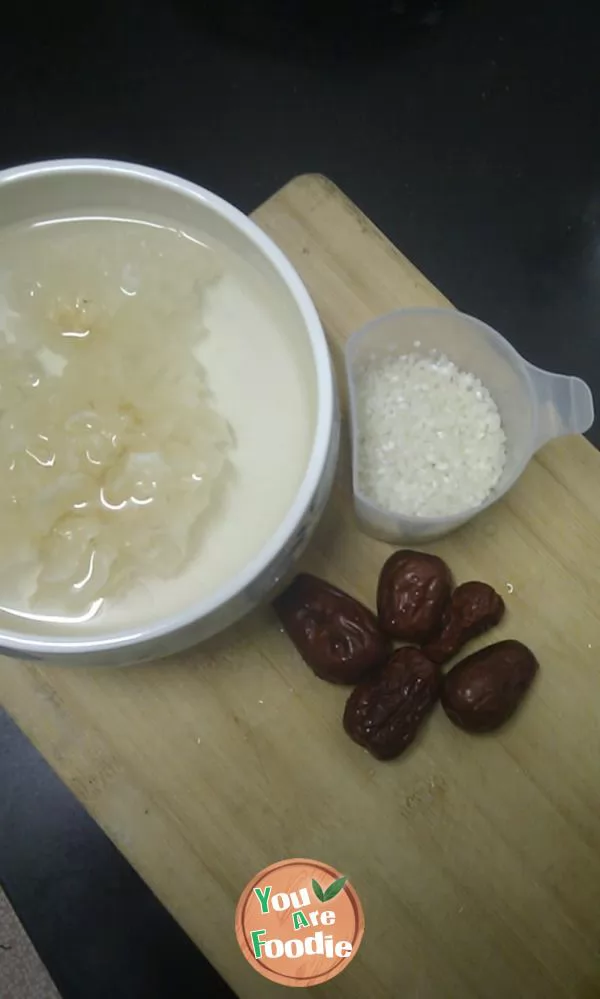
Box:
2, 175, 600, 999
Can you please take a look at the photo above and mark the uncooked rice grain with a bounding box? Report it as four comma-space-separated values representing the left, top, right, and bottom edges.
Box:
355, 351, 506, 518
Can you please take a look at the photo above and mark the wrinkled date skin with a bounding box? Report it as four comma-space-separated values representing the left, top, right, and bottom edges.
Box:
343, 647, 441, 759
274, 574, 389, 684
442, 640, 539, 732
377, 550, 453, 642
424, 581, 505, 664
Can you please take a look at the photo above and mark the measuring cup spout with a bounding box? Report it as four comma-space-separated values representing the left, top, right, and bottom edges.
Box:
527, 363, 595, 451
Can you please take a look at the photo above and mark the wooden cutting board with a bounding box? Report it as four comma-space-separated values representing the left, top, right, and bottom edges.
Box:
2, 175, 600, 999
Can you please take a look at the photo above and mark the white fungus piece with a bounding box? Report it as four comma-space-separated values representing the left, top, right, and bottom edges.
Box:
355, 351, 507, 518
0, 221, 232, 614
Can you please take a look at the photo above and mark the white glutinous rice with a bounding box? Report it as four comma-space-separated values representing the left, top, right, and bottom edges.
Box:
355, 351, 507, 517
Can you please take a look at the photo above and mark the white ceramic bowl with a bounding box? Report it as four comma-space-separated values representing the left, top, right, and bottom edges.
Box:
0, 159, 338, 666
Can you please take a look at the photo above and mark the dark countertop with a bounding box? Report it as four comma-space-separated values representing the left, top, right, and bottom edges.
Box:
1, 1, 599, 996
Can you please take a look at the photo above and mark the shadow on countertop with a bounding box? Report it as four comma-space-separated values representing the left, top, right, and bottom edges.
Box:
180, 0, 450, 55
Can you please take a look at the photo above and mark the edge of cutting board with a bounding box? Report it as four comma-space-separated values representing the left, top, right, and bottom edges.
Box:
2, 175, 600, 999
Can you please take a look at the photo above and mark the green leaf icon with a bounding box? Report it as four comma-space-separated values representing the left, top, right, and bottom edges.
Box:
312, 876, 348, 903
312, 878, 325, 903
323, 876, 348, 902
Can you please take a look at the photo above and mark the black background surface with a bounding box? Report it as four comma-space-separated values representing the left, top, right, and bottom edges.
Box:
1, 1, 599, 996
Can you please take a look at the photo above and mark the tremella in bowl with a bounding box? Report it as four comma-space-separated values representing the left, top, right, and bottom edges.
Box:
346, 308, 594, 544
0, 159, 339, 666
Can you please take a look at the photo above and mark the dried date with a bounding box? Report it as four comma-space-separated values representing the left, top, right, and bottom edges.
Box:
377, 549, 452, 642
424, 581, 505, 664
343, 647, 441, 760
441, 639, 539, 732
274, 573, 389, 684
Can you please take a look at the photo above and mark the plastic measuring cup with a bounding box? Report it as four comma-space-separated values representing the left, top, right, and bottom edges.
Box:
346, 308, 595, 543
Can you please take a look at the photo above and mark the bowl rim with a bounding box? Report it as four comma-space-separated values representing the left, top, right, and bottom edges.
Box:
0, 158, 335, 654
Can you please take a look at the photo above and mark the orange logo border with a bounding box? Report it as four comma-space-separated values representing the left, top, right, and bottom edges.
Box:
235, 858, 365, 988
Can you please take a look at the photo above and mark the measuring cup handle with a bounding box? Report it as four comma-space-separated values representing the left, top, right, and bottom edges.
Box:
527, 363, 595, 451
